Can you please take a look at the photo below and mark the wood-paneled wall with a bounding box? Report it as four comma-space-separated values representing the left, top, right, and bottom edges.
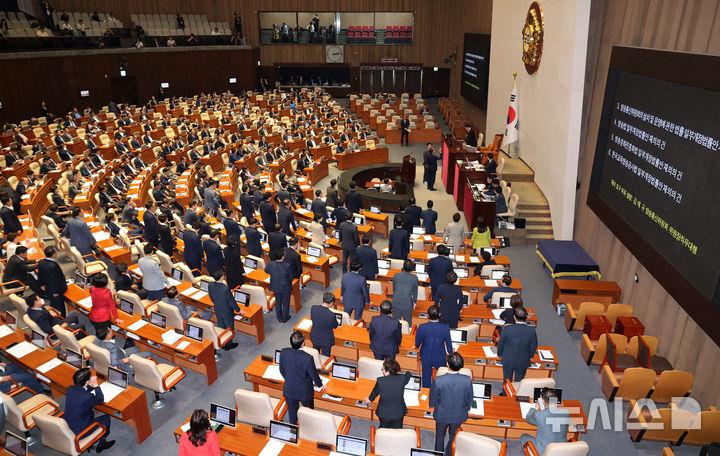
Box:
575, 0, 720, 408
44, 0, 493, 133
0, 47, 259, 123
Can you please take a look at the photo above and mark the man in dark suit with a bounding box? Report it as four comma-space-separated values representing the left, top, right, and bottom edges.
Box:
485, 152, 497, 176
415, 305, 453, 387
428, 244, 454, 297
345, 181, 363, 214
64, 369, 115, 453
284, 237, 303, 282
203, 229, 224, 274
239, 185, 255, 220
424, 144, 442, 191
435, 271, 464, 329
339, 218, 359, 274
26, 292, 84, 335
222, 216, 242, 244
182, 223, 203, 272
265, 248, 293, 322
400, 115, 410, 146
310, 189, 328, 230
341, 259, 369, 321
388, 218, 410, 260
405, 198, 422, 226
365, 358, 412, 428
259, 192, 277, 233
355, 235, 378, 281
483, 275, 517, 303
278, 199, 297, 235
325, 179, 340, 208
331, 199, 349, 225
421, 200, 439, 234
37, 246, 68, 316
464, 124, 477, 147
0, 195, 22, 235
156, 214, 175, 255
279, 331, 326, 424
310, 292, 339, 356
4, 246, 41, 294
268, 225, 287, 261
142, 201, 159, 247
368, 300, 402, 360
430, 352, 474, 454
244, 217, 263, 258
497, 308, 538, 382
208, 270, 241, 350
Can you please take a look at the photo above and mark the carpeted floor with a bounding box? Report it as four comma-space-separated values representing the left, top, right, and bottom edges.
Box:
0, 99, 699, 456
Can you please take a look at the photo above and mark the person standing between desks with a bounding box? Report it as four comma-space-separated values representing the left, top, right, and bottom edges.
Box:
400, 115, 410, 146
339, 216, 359, 273
430, 352, 473, 455
341, 258, 370, 321
428, 244, 453, 298
520, 387, 570, 455
89, 273, 123, 335
207, 269, 241, 351
138, 243, 168, 301
365, 358, 411, 428
63, 368, 115, 453
355, 235, 378, 281
37, 245, 68, 317
420, 200, 438, 234
443, 212, 465, 254
414, 305, 453, 387
497, 307, 537, 383
388, 216, 410, 260
471, 217, 491, 252
310, 292, 339, 357
279, 331, 327, 425
391, 259, 418, 325
424, 143, 442, 191
435, 271, 464, 329
265, 248, 293, 323
368, 300, 403, 360
179, 409, 221, 456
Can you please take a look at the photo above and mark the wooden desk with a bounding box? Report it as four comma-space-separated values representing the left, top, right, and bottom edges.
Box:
359, 209, 389, 237
383, 128, 442, 144
246, 269, 302, 315
551, 280, 622, 310
65, 283, 220, 385
375, 270, 522, 302
615, 316, 644, 339
0, 326, 152, 444
305, 158, 329, 184
463, 186, 497, 235
454, 162, 487, 211
19, 178, 51, 223
380, 248, 510, 269
336, 148, 389, 171
583, 315, 611, 341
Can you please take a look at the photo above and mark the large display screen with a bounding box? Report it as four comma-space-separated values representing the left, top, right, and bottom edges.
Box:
460, 33, 491, 109
588, 46, 720, 342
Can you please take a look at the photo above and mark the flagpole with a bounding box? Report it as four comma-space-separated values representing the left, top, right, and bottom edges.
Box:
509, 72, 517, 159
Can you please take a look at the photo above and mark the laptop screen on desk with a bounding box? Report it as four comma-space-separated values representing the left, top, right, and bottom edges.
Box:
499, 297, 512, 309
411, 449, 443, 456
370, 206, 380, 214
244, 257, 258, 270
414, 263, 427, 274
480, 247, 498, 257
4, 431, 27, 456
66, 348, 84, 369
108, 366, 128, 389
150, 311, 167, 329
412, 226, 425, 235
491, 269, 506, 280
405, 375, 421, 391
120, 299, 134, 314
74, 272, 87, 289
377, 259, 390, 270
200, 279, 211, 292
450, 329, 467, 344
307, 246, 321, 258
331, 363, 357, 381
210, 403, 236, 427
172, 267, 183, 281
31, 330, 44, 349
353, 216, 364, 225
472, 382, 492, 399
453, 268, 469, 279
5, 311, 16, 330
336, 435, 367, 456
234, 290, 250, 306
270, 420, 298, 444
274, 349, 282, 365
185, 324, 203, 341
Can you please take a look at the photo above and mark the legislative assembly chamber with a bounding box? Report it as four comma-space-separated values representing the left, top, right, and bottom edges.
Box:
0, 1, 718, 455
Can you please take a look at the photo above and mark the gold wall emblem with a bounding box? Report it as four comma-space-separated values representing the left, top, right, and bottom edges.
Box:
522, 1, 544, 75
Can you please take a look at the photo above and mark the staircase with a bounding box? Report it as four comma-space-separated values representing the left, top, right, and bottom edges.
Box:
518, 204, 554, 241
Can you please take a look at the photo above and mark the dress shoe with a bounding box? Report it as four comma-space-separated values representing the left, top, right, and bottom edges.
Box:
96, 440, 116, 453
222, 342, 239, 351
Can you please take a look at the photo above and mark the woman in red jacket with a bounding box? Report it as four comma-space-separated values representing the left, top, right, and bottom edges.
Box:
179, 409, 220, 456
89, 273, 122, 334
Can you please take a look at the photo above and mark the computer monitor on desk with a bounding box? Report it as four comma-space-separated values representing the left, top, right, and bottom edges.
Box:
450, 329, 467, 344
335, 435, 367, 456
66, 348, 84, 369
185, 324, 203, 341
108, 366, 129, 389
31, 330, 44, 349
200, 279, 211, 292
491, 269, 506, 280
4, 431, 27, 456
5, 311, 16, 330
411, 449, 443, 456
332, 363, 357, 381
454, 268, 469, 279
150, 311, 167, 329
412, 226, 425, 235
244, 257, 258, 270
210, 403, 236, 431
119, 299, 134, 314
306, 246, 322, 258
269, 420, 298, 444
171, 267, 183, 281
234, 290, 250, 307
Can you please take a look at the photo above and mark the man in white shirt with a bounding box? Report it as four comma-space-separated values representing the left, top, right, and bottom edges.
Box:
167, 36, 176, 47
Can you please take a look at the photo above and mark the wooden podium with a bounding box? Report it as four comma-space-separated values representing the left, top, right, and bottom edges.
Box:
401, 155, 416, 185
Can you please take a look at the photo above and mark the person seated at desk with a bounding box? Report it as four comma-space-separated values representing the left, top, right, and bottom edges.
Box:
365, 358, 411, 429
499, 294, 524, 326
520, 387, 570, 455
473, 251, 497, 277
483, 274, 517, 304
4, 247, 41, 294
64, 368, 115, 453
45, 203, 68, 229
0, 356, 44, 394
379, 178, 393, 193
179, 409, 221, 456
26, 293, 85, 336
115, 262, 148, 299
347, 139, 360, 152
93, 326, 153, 374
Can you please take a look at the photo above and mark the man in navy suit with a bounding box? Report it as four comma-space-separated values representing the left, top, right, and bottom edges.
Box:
388, 217, 410, 260
310, 189, 328, 229
415, 305, 453, 387
64, 368, 115, 453
368, 300, 402, 360
142, 201, 159, 247
497, 308, 538, 382
259, 192, 277, 233
244, 217, 263, 258
222, 215, 242, 243
339, 218, 359, 274
421, 200, 438, 234
331, 199, 349, 225
483, 275, 517, 303
435, 271, 464, 329
355, 235, 378, 281
268, 225, 287, 261
265, 248, 293, 322
345, 181, 363, 214
239, 184, 255, 220
428, 244, 454, 297
485, 152, 497, 176
405, 197, 422, 226
208, 270, 241, 350
341, 259, 370, 320
278, 198, 297, 235
310, 292, 339, 356
183, 223, 203, 272
279, 331, 327, 424
430, 352, 473, 455
391, 260, 418, 324
203, 229, 224, 274
284, 237, 303, 281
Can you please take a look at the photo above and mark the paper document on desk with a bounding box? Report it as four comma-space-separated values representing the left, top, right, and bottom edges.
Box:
99, 383, 124, 403
0, 325, 15, 338
92, 231, 111, 241
167, 278, 182, 287
180, 287, 198, 298
104, 245, 120, 252
484, 280, 499, 287
6, 341, 39, 359
483, 346, 498, 358
37, 358, 64, 373
469, 256, 481, 263
297, 208, 311, 215
426, 253, 437, 259
162, 330, 183, 345
180, 422, 191, 433
127, 320, 148, 331
470, 398, 485, 416
296, 319, 313, 331
491, 309, 504, 319
263, 277, 270, 284
263, 364, 285, 381
78, 296, 93, 310
313, 375, 330, 392
304, 256, 318, 263
539, 349, 554, 361
520, 402, 535, 419
259, 439, 285, 456
212, 223, 224, 230
191, 290, 208, 300
403, 390, 420, 407
455, 255, 466, 263
176, 341, 191, 351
